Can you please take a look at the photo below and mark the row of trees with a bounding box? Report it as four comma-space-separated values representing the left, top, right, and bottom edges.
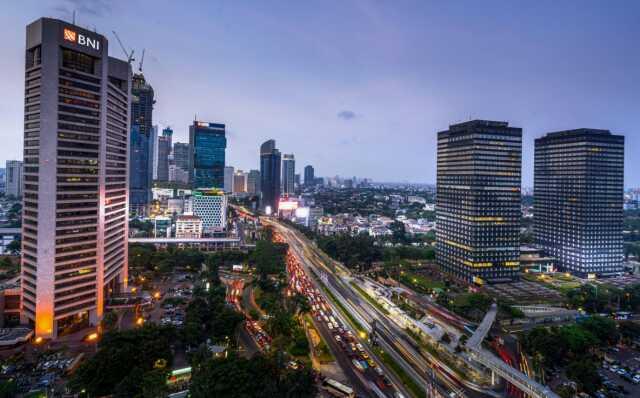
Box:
566, 283, 640, 313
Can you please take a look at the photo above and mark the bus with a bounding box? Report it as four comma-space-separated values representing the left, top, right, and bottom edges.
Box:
323, 378, 355, 398
615, 311, 632, 320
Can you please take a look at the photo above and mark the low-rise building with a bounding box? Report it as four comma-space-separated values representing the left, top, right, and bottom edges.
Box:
175, 215, 203, 239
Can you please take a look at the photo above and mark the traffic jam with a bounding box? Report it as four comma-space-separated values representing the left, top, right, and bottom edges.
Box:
283, 234, 398, 397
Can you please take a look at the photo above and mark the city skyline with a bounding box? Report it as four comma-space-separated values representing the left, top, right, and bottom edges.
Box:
1, 1, 638, 186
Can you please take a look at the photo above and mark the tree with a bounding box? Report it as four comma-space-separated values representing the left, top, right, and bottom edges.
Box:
5, 240, 20, 256
566, 360, 601, 394
68, 324, 175, 397
100, 311, 118, 332
190, 353, 316, 398
579, 316, 618, 346
0, 379, 17, 398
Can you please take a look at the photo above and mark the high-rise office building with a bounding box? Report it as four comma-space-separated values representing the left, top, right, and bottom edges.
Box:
534, 129, 624, 277
223, 166, 234, 193
5, 160, 23, 198
233, 170, 248, 193
436, 120, 521, 284
247, 169, 261, 194
129, 73, 154, 213
22, 18, 131, 338
189, 189, 227, 234
282, 153, 295, 195
151, 125, 158, 180
260, 140, 281, 213
189, 121, 226, 189
304, 165, 314, 186
173, 142, 190, 172
156, 127, 172, 181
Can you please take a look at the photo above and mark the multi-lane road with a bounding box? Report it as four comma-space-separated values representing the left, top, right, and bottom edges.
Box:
266, 218, 491, 398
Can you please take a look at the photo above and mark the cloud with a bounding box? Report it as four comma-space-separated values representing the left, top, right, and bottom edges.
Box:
337, 110, 357, 121
54, 0, 112, 19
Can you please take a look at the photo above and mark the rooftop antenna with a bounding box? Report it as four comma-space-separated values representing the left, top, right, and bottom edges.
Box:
138, 49, 146, 72
112, 30, 135, 64
72, 10, 76, 25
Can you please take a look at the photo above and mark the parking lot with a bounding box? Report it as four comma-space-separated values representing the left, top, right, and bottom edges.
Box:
599, 347, 640, 397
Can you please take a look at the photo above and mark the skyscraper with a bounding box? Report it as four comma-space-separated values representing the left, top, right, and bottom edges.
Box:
233, 170, 248, 193
436, 120, 521, 284
260, 140, 281, 213
281, 153, 295, 195
247, 169, 261, 194
129, 72, 154, 213
223, 166, 234, 193
304, 165, 314, 186
5, 160, 23, 198
156, 127, 172, 182
173, 142, 190, 172
534, 129, 624, 277
189, 121, 226, 189
22, 18, 131, 338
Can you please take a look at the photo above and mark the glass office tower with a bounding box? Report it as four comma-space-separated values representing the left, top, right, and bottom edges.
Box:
260, 140, 281, 213
281, 153, 295, 195
189, 121, 226, 188
304, 165, 314, 186
129, 73, 154, 213
22, 18, 131, 338
534, 129, 624, 277
436, 120, 521, 284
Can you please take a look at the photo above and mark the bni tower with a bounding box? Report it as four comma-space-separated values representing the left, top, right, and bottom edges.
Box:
534, 129, 624, 277
436, 120, 522, 284
189, 121, 226, 189
22, 18, 131, 338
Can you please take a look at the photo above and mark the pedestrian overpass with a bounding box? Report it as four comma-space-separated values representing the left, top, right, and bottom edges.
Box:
465, 304, 560, 398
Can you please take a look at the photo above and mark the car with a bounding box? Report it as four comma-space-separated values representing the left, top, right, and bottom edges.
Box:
374, 367, 384, 376
334, 335, 342, 342
352, 359, 365, 372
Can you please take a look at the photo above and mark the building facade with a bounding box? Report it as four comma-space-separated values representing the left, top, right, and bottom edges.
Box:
260, 140, 281, 213
175, 215, 203, 239
22, 18, 131, 338
282, 153, 295, 195
247, 169, 260, 194
156, 127, 172, 182
189, 189, 227, 235
223, 166, 234, 193
534, 129, 624, 277
436, 120, 521, 284
5, 161, 23, 198
233, 170, 247, 193
304, 165, 314, 187
173, 142, 190, 173
128, 73, 154, 214
189, 121, 226, 189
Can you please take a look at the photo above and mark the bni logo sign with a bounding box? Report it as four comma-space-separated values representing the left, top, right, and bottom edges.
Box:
63, 28, 101, 51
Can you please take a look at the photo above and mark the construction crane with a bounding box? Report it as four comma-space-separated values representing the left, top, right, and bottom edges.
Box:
112, 30, 135, 64
138, 49, 146, 73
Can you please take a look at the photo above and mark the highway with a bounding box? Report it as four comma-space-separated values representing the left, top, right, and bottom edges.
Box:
266, 218, 482, 398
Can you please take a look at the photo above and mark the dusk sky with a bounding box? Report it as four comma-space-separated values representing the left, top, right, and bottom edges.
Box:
1, 0, 638, 186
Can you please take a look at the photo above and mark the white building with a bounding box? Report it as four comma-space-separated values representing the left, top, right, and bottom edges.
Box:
175, 215, 203, 239
190, 189, 227, 235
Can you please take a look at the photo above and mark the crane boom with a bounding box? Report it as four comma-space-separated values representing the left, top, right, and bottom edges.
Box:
112, 30, 135, 64
138, 49, 145, 72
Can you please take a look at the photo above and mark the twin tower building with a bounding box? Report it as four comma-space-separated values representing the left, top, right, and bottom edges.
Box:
20, 18, 625, 338
437, 120, 624, 284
